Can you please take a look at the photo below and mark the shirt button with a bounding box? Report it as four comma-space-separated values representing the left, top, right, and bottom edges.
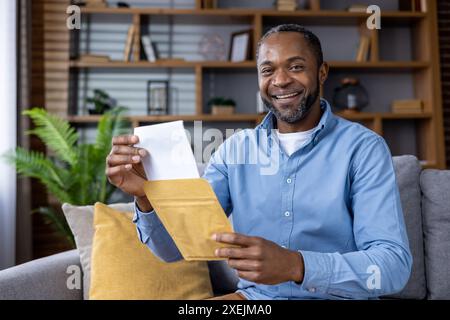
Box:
284, 211, 290, 217
309, 288, 316, 293
286, 178, 292, 184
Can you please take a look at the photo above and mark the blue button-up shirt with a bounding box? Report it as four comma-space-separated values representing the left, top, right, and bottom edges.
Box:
133, 99, 412, 300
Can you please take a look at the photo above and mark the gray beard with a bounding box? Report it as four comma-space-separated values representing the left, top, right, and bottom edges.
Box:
262, 83, 320, 124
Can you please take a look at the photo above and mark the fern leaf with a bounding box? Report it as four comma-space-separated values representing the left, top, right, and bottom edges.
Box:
23, 108, 78, 166
4, 148, 73, 204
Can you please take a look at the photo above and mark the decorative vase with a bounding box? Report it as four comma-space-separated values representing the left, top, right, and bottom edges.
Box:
332, 77, 369, 113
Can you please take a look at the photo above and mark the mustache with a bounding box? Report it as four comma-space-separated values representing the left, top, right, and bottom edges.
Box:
261, 82, 320, 124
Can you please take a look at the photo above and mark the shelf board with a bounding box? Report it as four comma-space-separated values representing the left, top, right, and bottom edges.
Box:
80, 7, 425, 19
328, 61, 429, 70
80, 7, 255, 16
67, 112, 432, 124
262, 10, 425, 18
336, 111, 432, 120
378, 112, 432, 119
67, 114, 262, 123
69, 60, 428, 70
262, 10, 425, 25
69, 60, 257, 69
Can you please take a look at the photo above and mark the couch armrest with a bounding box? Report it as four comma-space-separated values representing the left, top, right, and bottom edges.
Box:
0, 250, 82, 300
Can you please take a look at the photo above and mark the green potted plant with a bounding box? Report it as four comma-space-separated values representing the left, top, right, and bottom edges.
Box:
3, 107, 130, 246
208, 97, 236, 115
86, 89, 113, 115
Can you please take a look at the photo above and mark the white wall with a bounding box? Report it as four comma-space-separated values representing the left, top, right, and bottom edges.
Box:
0, 0, 17, 269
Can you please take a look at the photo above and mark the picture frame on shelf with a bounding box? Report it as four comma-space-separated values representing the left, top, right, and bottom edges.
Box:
228, 30, 252, 62
147, 80, 169, 115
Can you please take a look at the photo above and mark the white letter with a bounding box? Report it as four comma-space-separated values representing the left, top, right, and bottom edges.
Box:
66, 265, 81, 290
366, 265, 381, 290
366, 5, 381, 30
66, 5, 81, 30
203, 128, 223, 164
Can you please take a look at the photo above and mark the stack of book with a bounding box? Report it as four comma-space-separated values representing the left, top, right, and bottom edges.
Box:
391, 99, 424, 113
277, 0, 297, 11
123, 24, 159, 62
85, 0, 107, 7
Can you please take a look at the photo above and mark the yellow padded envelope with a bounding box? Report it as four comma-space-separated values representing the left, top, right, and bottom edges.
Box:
143, 178, 235, 261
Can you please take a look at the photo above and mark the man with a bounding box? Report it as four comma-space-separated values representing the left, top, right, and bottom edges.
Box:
106, 24, 412, 300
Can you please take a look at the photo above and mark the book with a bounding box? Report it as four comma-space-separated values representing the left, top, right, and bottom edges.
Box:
309, 0, 320, 10
277, 5, 297, 11
85, 0, 107, 7
392, 108, 423, 113
420, 0, 427, 12
277, 0, 297, 11
79, 54, 110, 63
202, 0, 217, 9
141, 35, 157, 62
347, 4, 368, 13
124, 24, 135, 62
406, 0, 428, 12
356, 35, 370, 62
392, 99, 423, 113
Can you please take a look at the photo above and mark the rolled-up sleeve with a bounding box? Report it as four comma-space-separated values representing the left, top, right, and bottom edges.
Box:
298, 136, 412, 298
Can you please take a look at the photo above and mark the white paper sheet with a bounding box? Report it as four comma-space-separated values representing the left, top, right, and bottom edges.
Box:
134, 121, 199, 180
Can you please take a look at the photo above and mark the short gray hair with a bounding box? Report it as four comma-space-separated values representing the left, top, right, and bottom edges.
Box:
256, 24, 324, 68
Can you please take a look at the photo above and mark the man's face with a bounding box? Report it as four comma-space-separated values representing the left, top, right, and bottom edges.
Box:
257, 32, 324, 124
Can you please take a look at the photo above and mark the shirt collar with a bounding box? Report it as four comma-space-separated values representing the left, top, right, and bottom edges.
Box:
257, 98, 336, 144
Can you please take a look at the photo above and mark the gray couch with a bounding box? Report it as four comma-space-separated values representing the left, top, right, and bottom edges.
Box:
1, 155, 449, 300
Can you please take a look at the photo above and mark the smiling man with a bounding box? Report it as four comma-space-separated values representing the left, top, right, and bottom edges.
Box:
106, 24, 412, 300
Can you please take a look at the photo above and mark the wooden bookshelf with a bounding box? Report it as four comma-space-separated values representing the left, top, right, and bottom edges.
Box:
66, 1, 445, 168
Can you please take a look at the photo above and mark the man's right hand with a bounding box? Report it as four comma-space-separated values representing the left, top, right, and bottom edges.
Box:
106, 135, 153, 212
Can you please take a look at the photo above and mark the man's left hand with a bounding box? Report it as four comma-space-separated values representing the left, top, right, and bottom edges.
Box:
212, 232, 304, 285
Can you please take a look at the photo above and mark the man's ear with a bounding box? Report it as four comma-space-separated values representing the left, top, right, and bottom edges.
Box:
318, 62, 329, 86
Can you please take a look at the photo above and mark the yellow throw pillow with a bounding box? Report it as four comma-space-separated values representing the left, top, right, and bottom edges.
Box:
89, 202, 213, 300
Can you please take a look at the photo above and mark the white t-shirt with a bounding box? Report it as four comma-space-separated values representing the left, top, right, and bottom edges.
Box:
276, 127, 316, 156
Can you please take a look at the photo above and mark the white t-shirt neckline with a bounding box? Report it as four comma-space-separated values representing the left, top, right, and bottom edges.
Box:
276, 127, 317, 156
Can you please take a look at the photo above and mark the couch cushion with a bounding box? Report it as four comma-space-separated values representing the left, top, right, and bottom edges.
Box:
0, 250, 82, 300
62, 202, 134, 299
387, 155, 427, 299
89, 203, 213, 299
420, 169, 450, 299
